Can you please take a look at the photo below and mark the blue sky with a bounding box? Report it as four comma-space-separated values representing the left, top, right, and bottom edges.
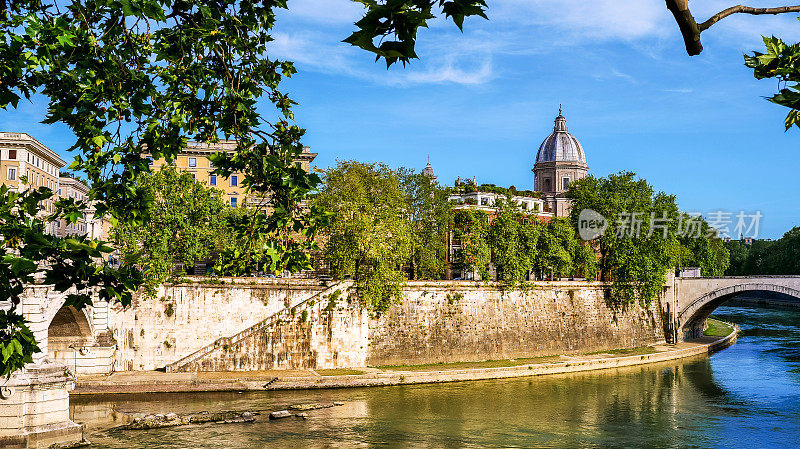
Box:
2, 1, 799, 238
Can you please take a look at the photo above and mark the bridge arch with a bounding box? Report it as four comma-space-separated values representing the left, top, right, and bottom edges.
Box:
678, 282, 800, 340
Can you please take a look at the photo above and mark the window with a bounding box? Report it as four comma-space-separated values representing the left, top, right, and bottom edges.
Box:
521, 202, 528, 210
562, 177, 570, 191
480, 197, 489, 206
209, 174, 217, 186
7, 167, 16, 180
230, 197, 238, 207
230, 175, 238, 187
188, 157, 197, 167
543, 178, 552, 192
8, 149, 16, 159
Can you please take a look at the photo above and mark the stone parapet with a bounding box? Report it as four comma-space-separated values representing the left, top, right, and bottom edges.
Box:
0, 362, 85, 449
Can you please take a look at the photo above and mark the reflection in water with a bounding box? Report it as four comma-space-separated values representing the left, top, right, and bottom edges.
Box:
73, 304, 800, 448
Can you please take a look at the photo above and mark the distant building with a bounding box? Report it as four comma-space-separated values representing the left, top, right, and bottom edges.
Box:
54, 176, 91, 237
0, 132, 65, 210
422, 157, 437, 181
533, 108, 588, 217
146, 140, 317, 208
0, 132, 66, 232
448, 189, 551, 217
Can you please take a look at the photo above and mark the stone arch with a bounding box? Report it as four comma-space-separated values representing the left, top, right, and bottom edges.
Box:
47, 305, 96, 364
678, 283, 800, 339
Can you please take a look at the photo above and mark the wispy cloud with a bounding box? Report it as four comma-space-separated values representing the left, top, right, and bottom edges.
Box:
270, 30, 495, 86
271, 0, 800, 86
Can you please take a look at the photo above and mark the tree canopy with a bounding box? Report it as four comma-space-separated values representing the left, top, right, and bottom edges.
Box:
725, 228, 800, 275
110, 166, 229, 295
397, 168, 452, 280
567, 172, 681, 305
314, 161, 413, 314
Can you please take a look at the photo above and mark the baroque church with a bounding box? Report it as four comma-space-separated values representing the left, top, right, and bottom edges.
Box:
429, 107, 588, 219
533, 107, 589, 217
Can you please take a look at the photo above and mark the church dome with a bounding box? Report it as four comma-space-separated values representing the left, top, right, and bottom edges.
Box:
535, 111, 586, 164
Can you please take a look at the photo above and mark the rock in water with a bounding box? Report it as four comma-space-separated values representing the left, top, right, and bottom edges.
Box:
269, 410, 292, 420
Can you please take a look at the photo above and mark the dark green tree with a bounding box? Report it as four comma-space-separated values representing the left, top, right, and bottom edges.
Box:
452, 209, 490, 280
397, 168, 452, 280
314, 161, 412, 314
534, 217, 597, 281
677, 215, 730, 277
567, 172, 680, 305
110, 166, 229, 295
488, 198, 537, 287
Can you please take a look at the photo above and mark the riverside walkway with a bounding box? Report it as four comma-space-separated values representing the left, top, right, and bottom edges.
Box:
73, 328, 737, 395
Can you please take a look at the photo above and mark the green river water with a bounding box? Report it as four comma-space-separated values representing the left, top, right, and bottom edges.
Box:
71, 302, 800, 448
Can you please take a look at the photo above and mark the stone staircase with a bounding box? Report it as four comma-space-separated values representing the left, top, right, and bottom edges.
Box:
164, 281, 351, 373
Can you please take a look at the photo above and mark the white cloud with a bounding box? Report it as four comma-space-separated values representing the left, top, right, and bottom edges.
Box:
270, 0, 800, 86
490, 0, 670, 41
270, 30, 495, 86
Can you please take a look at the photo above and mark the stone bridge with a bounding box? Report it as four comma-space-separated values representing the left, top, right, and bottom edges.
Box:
669, 275, 800, 341
12, 285, 113, 375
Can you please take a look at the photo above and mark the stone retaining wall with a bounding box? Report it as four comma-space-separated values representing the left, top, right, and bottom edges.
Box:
106, 279, 667, 372
367, 281, 666, 366
107, 280, 326, 371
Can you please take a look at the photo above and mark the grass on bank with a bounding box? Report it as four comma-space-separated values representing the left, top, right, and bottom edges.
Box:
703, 317, 735, 337
583, 346, 659, 357
376, 356, 562, 372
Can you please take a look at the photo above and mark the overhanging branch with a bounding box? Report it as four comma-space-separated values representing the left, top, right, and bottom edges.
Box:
665, 0, 800, 56
699, 5, 800, 31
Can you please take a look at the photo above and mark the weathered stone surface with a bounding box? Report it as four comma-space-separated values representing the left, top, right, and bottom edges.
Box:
289, 402, 336, 411
0, 362, 85, 449
104, 279, 672, 372
367, 281, 666, 366
121, 410, 255, 429
269, 411, 291, 420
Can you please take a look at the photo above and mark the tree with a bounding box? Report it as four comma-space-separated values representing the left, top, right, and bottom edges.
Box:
745, 36, 800, 129
110, 166, 229, 295
452, 209, 491, 280
487, 198, 538, 287
397, 168, 452, 280
314, 161, 413, 314
724, 239, 751, 276
725, 227, 800, 275
567, 172, 680, 306
0, 0, 342, 376
664, 1, 800, 56
534, 217, 597, 281
677, 215, 730, 277
345, 0, 488, 67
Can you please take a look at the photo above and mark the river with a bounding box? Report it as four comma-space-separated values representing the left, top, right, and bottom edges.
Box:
71, 303, 800, 448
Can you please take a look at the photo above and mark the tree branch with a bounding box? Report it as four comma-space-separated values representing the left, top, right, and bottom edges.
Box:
665, 1, 800, 56
665, 0, 703, 56
699, 5, 800, 31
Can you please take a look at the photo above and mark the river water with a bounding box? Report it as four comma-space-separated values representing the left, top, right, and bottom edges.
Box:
72, 303, 800, 448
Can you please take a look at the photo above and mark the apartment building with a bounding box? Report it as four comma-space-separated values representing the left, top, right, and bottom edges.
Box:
146, 140, 318, 207
0, 132, 66, 217
54, 176, 91, 237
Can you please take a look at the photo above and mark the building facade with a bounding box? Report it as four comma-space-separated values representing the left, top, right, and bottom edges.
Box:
146, 140, 318, 208
532, 110, 588, 217
448, 190, 551, 216
54, 176, 92, 237
0, 132, 66, 218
